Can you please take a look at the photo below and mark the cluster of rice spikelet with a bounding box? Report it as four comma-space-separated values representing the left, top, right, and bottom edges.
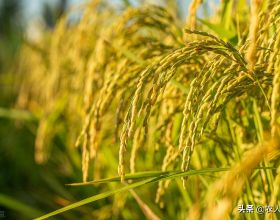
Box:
17, 0, 280, 218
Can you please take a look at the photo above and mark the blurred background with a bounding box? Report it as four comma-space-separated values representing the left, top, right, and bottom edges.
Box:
0, 0, 219, 219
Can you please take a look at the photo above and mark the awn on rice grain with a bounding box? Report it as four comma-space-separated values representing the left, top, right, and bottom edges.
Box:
17, 0, 280, 218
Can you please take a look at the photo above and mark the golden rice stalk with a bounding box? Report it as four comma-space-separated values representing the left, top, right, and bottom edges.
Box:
270, 31, 280, 137
130, 128, 144, 173
269, 165, 280, 207
202, 137, 280, 220
186, 0, 202, 29
129, 189, 161, 220
82, 133, 90, 182
16, 1, 280, 203
246, 0, 262, 72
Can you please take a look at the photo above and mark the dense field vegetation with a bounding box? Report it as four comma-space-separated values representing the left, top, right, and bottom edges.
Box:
1, 0, 280, 219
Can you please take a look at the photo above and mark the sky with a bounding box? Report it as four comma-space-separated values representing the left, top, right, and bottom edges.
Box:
21, 0, 221, 25
21, 0, 84, 21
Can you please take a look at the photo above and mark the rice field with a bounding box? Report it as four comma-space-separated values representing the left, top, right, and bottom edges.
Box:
1, 0, 280, 219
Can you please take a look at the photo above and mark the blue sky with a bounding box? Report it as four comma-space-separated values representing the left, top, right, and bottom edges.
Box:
21, 0, 83, 20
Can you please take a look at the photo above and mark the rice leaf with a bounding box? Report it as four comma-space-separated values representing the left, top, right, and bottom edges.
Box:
36, 167, 274, 219
35, 168, 229, 220
0, 193, 43, 219
198, 18, 236, 40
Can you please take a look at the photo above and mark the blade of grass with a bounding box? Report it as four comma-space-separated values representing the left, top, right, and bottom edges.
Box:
66, 170, 174, 186
36, 168, 229, 220
220, 0, 233, 30
197, 18, 236, 40
36, 176, 158, 220
34, 166, 276, 220
0, 193, 44, 219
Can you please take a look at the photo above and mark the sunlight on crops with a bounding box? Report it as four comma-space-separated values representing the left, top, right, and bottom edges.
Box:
3, 0, 280, 219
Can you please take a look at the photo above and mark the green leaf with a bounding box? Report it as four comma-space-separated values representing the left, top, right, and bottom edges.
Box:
66, 170, 174, 186
198, 18, 236, 40
36, 168, 229, 219
36, 176, 157, 220
220, 0, 234, 30
0, 193, 43, 219
35, 167, 275, 220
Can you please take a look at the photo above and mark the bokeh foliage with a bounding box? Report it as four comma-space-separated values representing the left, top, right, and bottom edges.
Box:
1, 0, 280, 219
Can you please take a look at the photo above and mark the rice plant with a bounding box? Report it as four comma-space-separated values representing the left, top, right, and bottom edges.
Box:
15, 0, 280, 219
